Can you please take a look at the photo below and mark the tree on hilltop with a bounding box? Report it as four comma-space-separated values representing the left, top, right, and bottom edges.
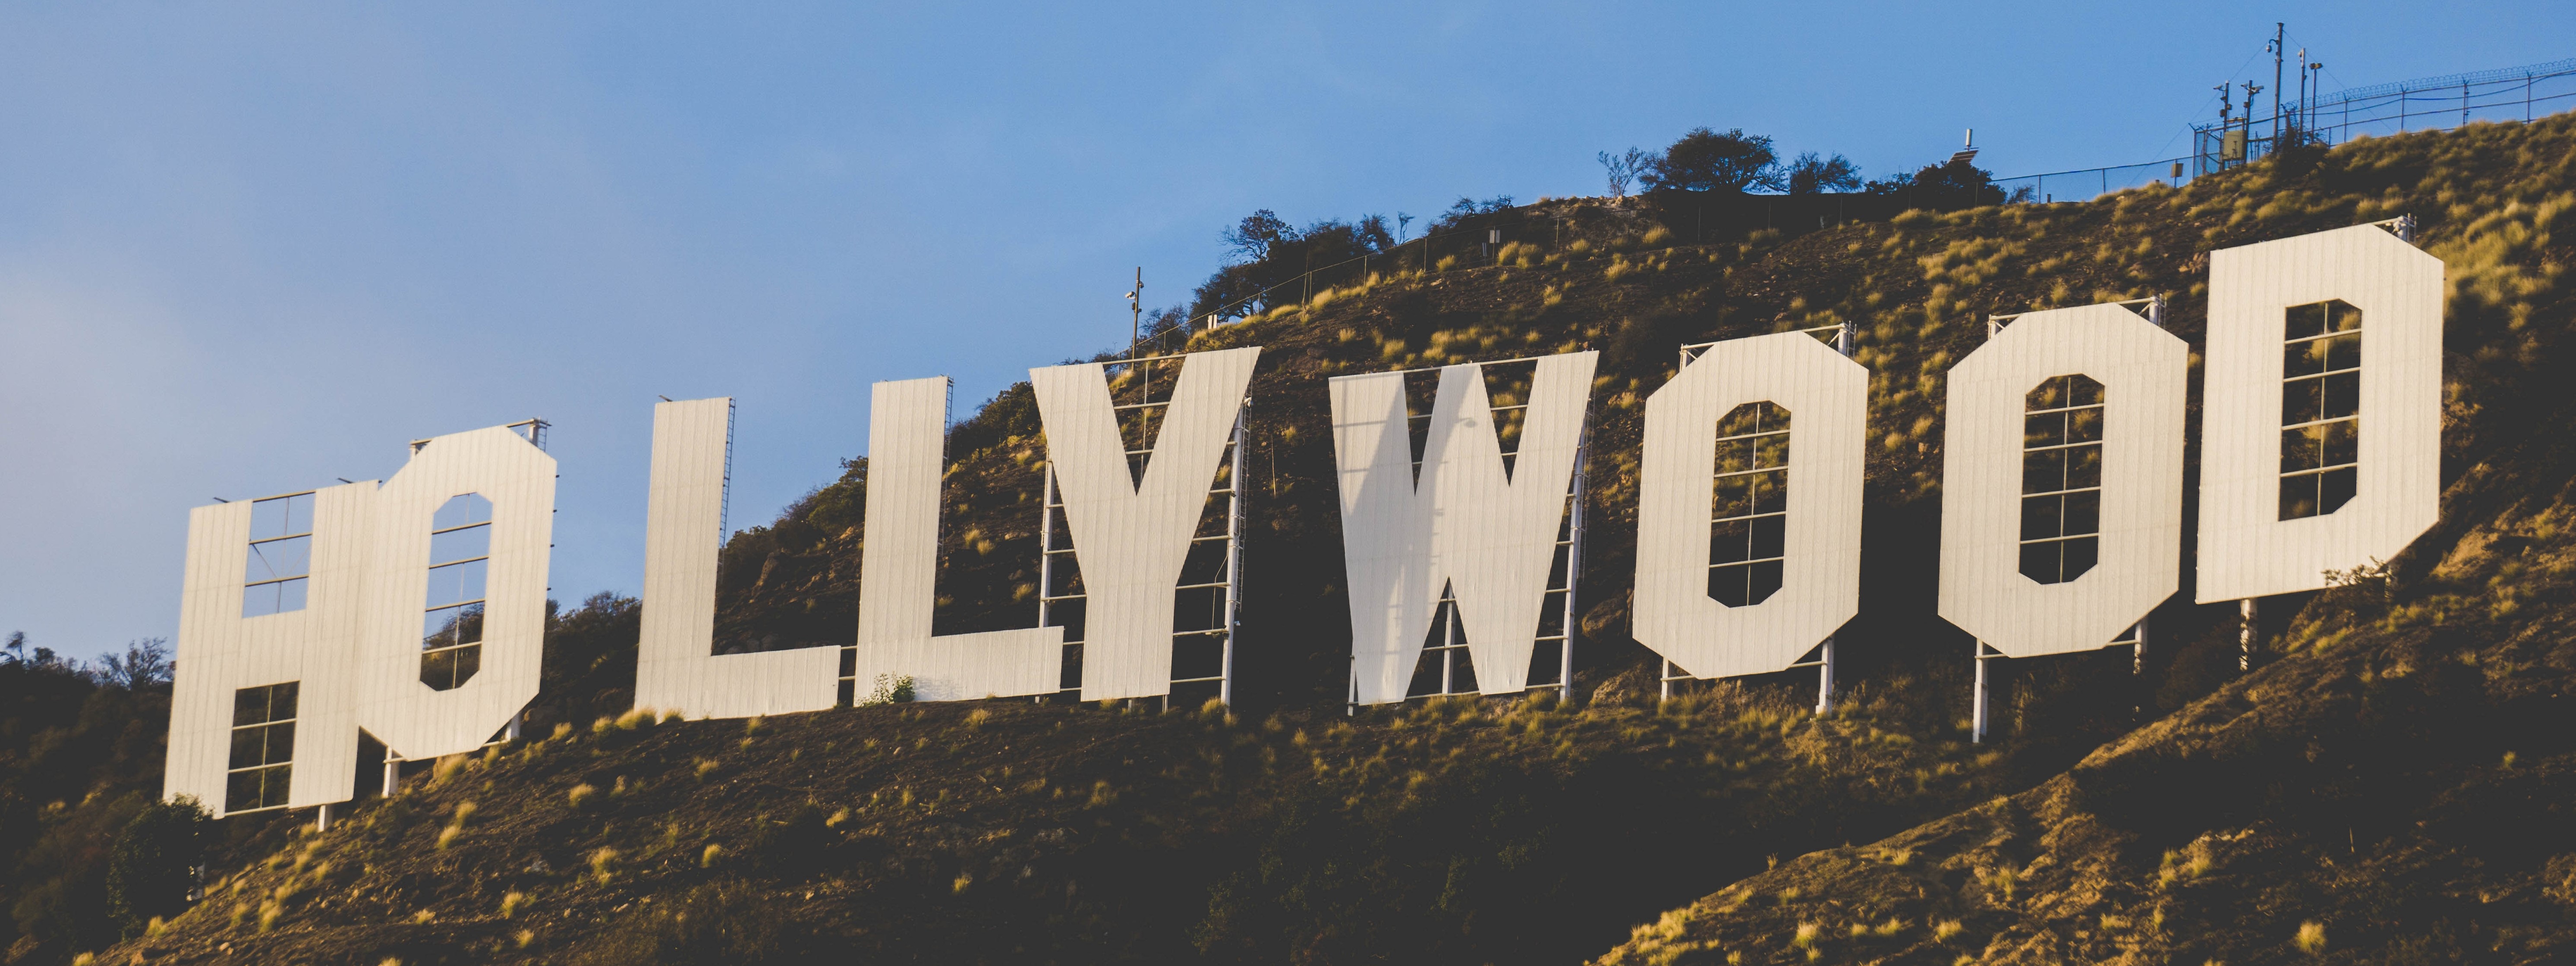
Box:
1786, 151, 1862, 194
1867, 154, 2005, 209
1642, 127, 1783, 193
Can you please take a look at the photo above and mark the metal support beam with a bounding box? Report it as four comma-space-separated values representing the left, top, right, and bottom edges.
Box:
1971, 642, 1994, 743
1558, 424, 1588, 703
2239, 598, 2259, 671
1815, 637, 1836, 715
1218, 408, 1247, 706
1815, 319, 1855, 715
1036, 466, 1065, 701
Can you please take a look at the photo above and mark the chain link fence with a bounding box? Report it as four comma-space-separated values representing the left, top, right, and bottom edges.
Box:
1995, 56, 2576, 205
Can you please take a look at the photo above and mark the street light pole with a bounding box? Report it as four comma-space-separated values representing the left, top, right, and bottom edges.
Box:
1126, 267, 1143, 360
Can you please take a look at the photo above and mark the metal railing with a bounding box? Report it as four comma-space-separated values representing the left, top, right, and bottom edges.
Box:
1994, 158, 2195, 205
2194, 56, 2576, 173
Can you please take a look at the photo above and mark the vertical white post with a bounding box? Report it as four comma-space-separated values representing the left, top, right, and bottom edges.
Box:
1815, 637, 1836, 715
1439, 599, 1457, 695
1559, 425, 1586, 702
1037, 467, 1055, 626
381, 750, 399, 797
1036, 465, 1058, 702
1663, 343, 1689, 706
505, 709, 522, 741
2141, 295, 2166, 682
1971, 642, 1990, 743
1218, 409, 1247, 706
316, 802, 334, 831
2239, 598, 2259, 671
1815, 319, 1855, 715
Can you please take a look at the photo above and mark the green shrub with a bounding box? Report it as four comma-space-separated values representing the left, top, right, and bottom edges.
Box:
106, 796, 210, 938
860, 674, 915, 705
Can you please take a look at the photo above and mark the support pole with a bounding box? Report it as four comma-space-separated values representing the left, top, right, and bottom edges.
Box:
381, 750, 400, 797
1971, 642, 1991, 744
2271, 22, 2286, 148
1218, 409, 1247, 706
1559, 425, 1588, 703
316, 802, 334, 832
2133, 616, 2150, 674
1037, 465, 1060, 701
504, 709, 522, 741
1439, 598, 1457, 695
2239, 598, 2260, 671
1816, 319, 1855, 716
1815, 637, 1836, 715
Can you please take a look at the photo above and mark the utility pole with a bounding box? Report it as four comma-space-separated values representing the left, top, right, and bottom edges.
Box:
2216, 81, 2234, 165
2298, 48, 2318, 142
2271, 23, 2286, 147
1125, 267, 1143, 359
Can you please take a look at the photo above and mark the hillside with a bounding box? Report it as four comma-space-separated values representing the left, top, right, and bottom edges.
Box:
1587, 124, 2576, 964
68, 113, 2576, 966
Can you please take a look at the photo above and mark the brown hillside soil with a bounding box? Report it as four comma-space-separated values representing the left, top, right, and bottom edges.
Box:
105, 688, 2004, 966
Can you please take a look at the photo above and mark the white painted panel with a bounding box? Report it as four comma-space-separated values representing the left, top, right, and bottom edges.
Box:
1632, 334, 1864, 680
164, 481, 376, 815
2196, 224, 2443, 601
1938, 305, 2186, 658
354, 427, 555, 759
1334, 351, 1597, 705
851, 378, 1061, 701
1030, 346, 1260, 701
634, 399, 839, 719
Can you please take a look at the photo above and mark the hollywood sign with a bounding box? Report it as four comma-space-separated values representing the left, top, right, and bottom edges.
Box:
167, 223, 2439, 817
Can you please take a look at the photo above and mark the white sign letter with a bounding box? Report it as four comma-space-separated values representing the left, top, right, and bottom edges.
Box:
850, 378, 1063, 701
2197, 224, 2442, 601
357, 426, 555, 758
1030, 346, 1260, 701
634, 399, 839, 719
166, 485, 372, 815
1334, 351, 1596, 705
1632, 334, 1863, 680
1938, 305, 2186, 657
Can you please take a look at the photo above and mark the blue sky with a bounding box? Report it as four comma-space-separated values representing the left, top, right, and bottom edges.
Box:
3, 1, 2567, 658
